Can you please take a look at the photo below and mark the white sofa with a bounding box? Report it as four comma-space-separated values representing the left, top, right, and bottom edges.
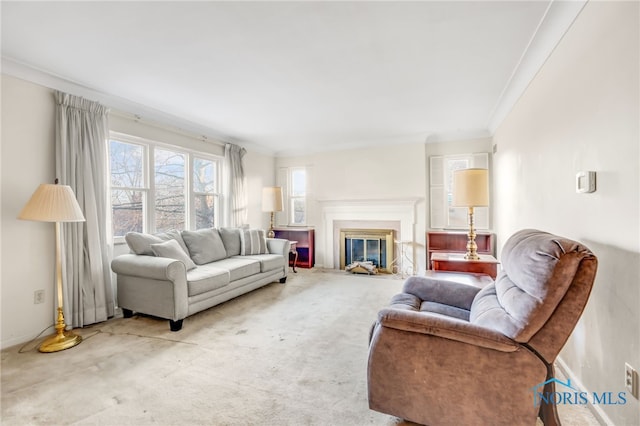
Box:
111, 227, 290, 331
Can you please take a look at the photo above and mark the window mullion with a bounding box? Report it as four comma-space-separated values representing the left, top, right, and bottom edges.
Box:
186, 154, 193, 230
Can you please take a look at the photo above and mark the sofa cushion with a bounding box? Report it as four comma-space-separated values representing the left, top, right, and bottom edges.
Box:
125, 230, 189, 256
150, 239, 197, 271
219, 227, 242, 257
186, 265, 230, 297
182, 228, 227, 265
239, 229, 267, 255
233, 254, 284, 273
210, 257, 261, 282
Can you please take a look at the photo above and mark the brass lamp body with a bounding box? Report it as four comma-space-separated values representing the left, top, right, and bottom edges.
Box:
464, 206, 480, 260
39, 222, 82, 353
268, 211, 276, 238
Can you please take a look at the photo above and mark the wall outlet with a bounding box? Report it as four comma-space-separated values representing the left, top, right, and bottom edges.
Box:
625, 363, 639, 399
34, 290, 45, 304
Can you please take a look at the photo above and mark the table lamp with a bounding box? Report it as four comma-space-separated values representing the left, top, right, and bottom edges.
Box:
452, 168, 489, 260
18, 179, 86, 352
262, 186, 283, 238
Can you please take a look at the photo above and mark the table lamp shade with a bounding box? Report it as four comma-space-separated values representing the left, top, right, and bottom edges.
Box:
452, 168, 489, 207
18, 183, 85, 223
262, 187, 284, 212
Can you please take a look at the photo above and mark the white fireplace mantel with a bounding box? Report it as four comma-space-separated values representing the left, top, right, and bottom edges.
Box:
319, 198, 421, 269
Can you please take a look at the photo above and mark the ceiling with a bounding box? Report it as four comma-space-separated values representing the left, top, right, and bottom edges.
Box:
1, 1, 585, 156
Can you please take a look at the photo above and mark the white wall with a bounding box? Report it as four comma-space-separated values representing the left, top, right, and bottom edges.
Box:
244, 150, 276, 229
1, 75, 57, 348
276, 143, 428, 272
493, 2, 639, 424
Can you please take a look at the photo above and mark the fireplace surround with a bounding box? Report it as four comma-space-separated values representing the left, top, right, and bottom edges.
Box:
319, 199, 420, 270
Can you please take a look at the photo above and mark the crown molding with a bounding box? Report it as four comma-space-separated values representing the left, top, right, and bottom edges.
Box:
487, 0, 587, 134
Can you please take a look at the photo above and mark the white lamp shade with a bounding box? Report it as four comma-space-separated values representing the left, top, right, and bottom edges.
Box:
18, 183, 86, 222
452, 168, 489, 207
262, 187, 284, 212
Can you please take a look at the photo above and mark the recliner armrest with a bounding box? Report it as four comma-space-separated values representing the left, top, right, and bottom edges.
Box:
402, 274, 484, 311
377, 307, 518, 352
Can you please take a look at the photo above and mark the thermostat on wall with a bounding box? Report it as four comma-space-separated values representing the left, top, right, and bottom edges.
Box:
576, 171, 596, 193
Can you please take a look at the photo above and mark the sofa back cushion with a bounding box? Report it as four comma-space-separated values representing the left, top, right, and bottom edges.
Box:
240, 229, 267, 255
182, 228, 227, 264
219, 227, 242, 257
150, 239, 197, 271
469, 229, 595, 344
125, 230, 189, 256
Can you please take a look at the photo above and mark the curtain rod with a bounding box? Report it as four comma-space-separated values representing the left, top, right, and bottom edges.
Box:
109, 109, 228, 148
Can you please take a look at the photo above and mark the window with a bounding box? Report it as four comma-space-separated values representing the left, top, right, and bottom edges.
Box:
289, 167, 307, 225
192, 157, 217, 229
109, 133, 221, 239
429, 153, 490, 230
110, 140, 146, 237
154, 148, 186, 232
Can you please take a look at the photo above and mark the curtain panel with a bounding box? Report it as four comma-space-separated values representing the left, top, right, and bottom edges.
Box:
55, 91, 114, 328
224, 143, 248, 227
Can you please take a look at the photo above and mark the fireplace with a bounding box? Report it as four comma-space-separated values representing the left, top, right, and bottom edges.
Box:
318, 198, 420, 270
340, 228, 394, 273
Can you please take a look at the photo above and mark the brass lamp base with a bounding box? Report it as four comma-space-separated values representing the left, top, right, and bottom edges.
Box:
38, 306, 82, 353
39, 331, 82, 353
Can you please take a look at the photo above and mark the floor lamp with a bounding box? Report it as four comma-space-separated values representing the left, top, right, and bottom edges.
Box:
18, 180, 86, 353
452, 168, 489, 260
262, 187, 283, 238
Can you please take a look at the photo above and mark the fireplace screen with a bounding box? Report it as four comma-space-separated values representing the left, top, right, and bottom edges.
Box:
340, 229, 394, 273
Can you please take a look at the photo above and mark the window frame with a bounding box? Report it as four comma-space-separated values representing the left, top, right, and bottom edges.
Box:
288, 167, 307, 226
429, 153, 490, 230
109, 132, 222, 243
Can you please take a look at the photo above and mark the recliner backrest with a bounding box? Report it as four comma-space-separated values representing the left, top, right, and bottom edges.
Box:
470, 229, 597, 361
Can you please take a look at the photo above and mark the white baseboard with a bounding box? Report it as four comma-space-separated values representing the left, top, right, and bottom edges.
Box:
555, 356, 614, 426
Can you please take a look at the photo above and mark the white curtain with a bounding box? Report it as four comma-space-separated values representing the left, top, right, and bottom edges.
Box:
55, 91, 114, 327
224, 143, 247, 227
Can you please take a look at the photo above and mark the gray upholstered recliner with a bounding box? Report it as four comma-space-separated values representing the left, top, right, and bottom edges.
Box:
367, 229, 598, 426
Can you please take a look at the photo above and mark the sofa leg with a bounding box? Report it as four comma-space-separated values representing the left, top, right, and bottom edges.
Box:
169, 319, 183, 332
122, 308, 133, 318
279, 277, 287, 284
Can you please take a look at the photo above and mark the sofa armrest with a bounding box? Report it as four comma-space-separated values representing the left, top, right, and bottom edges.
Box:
402, 275, 484, 311
266, 238, 291, 257
377, 307, 518, 352
111, 254, 187, 281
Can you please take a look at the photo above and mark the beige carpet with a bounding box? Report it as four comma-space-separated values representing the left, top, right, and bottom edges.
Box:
1, 269, 600, 425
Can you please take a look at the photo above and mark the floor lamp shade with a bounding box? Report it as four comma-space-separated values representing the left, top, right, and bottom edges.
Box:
18, 183, 86, 222
18, 181, 85, 352
452, 168, 489, 260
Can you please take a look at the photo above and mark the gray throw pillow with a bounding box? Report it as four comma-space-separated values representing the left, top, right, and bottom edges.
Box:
150, 239, 197, 271
125, 230, 189, 256
219, 227, 242, 257
181, 228, 227, 265
240, 229, 267, 255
